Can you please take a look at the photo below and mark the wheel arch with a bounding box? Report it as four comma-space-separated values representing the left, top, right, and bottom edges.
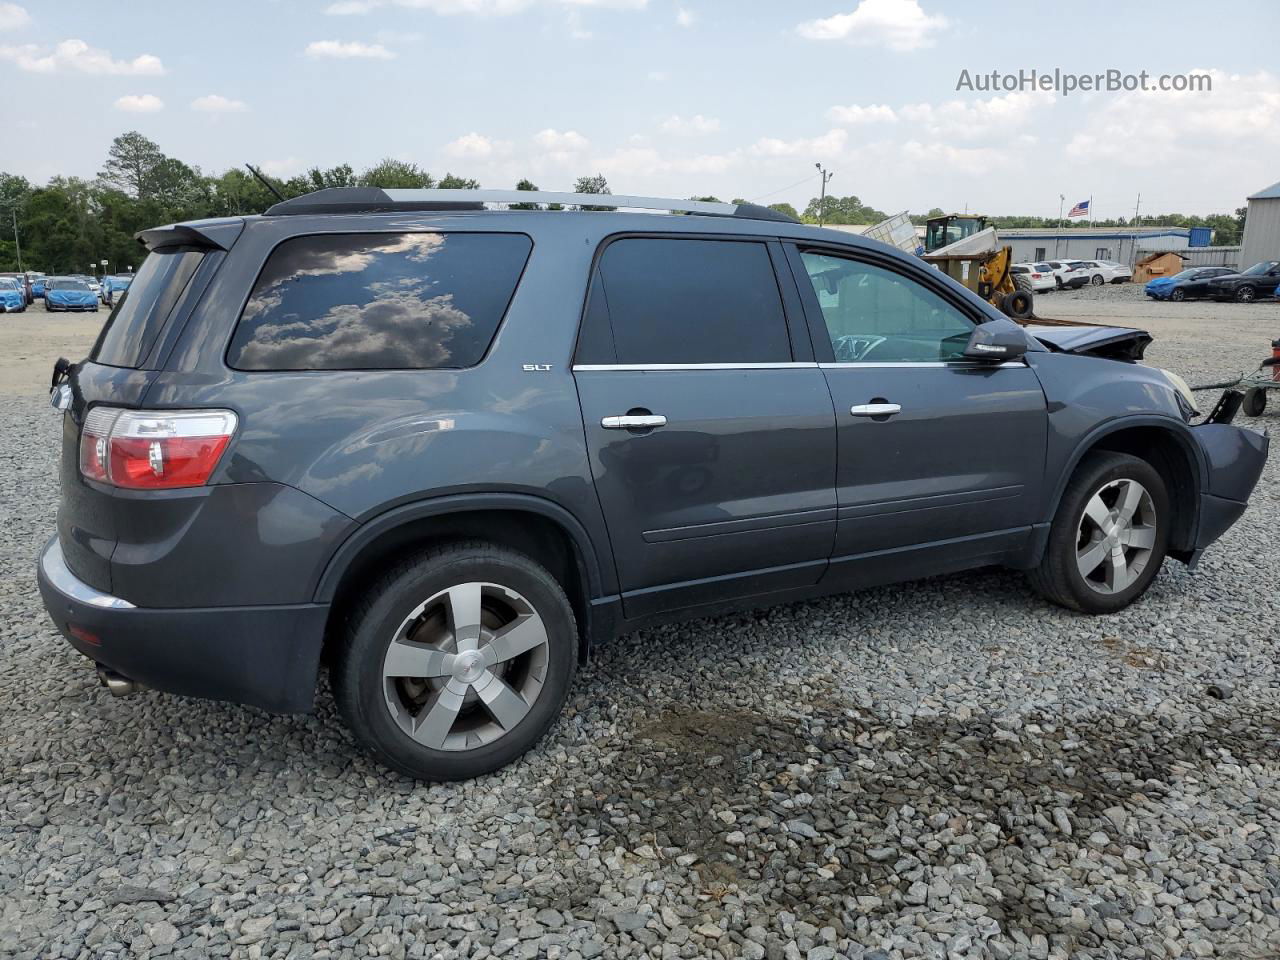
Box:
316, 494, 611, 662
1047, 417, 1207, 558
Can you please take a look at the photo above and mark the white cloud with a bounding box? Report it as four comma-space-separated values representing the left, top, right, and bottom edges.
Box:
304, 39, 396, 59
899, 90, 1053, 139
0, 3, 29, 31
899, 139, 1010, 175
590, 145, 739, 178
827, 103, 897, 124
660, 113, 719, 135
260, 157, 304, 178
324, 0, 646, 13
191, 94, 248, 113
796, 0, 946, 51
534, 128, 590, 151
675, 6, 694, 26
751, 128, 848, 158
445, 132, 511, 158
114, 94, 163, 113
0, 38, 163, 74
1066, 68, 1280, 166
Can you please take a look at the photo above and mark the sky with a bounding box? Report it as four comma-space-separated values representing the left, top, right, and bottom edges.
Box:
1, 0, 1277, 219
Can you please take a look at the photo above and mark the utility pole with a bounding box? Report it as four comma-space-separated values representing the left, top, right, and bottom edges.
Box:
1133, 192, 1141, 228
1057, 194, 1065, 258
12, 208, 22, 274
814, 162, 834, 226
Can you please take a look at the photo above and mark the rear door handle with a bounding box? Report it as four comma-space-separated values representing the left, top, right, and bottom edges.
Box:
849, 403, 901, 418
602, 414, 667, 429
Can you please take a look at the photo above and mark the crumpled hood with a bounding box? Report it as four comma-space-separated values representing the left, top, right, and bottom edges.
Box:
47, 289, 97, 304
1024, 323, 1152, 361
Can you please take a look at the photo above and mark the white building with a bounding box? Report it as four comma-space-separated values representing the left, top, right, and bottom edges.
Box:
1239, 179, 1280, 270
998, 227, 1192, 266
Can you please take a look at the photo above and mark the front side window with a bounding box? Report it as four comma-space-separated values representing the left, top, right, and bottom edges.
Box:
589, 237, 791, 364
227, 232, 532, 371
799, 251, 974, 363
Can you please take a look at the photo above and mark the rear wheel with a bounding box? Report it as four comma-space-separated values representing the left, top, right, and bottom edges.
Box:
1243, 388, 1267, 417
1235, 286, 1256, 303
333, 541, 577, 780
1027, 452, 1169, 614
1001, 289, 1034, 319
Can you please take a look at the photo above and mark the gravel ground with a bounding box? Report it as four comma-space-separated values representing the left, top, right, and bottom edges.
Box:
2, 292, 1278, 960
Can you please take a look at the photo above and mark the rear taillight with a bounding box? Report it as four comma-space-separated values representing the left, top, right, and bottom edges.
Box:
78, 407, 238, 490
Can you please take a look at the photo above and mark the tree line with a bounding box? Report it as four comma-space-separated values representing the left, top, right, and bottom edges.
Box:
0, 131, 1248, 273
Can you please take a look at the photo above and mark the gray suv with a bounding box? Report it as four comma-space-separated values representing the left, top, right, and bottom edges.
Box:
37, 189, 1269, 780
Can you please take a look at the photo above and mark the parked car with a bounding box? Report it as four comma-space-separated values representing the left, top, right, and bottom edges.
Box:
0, 272, 31, 304
1044, 260, 1088, 289
30, 275, 49, 299
37, 189, 1269, 780
0, 277, 26, 313
101, 275, 133, 305
1145, 267, 1236, 301
1077, 260, 1131, 285
1012, 263, 1055, 293
44, 277, 100, 312
1205, 261, 1280, 303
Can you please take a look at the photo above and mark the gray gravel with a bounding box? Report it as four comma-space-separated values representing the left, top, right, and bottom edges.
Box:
2, 295, 1279, 960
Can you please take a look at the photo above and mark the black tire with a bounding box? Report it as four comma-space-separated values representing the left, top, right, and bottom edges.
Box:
1235, 286, 1256, 303
1242, 388, 1267, 417
333, 540, 577, 780
1091, 274, 1104, 285
1001, 289, 1034, 319
1027, 452, 1170, 614
1170, 288, 1186, 301
1013, 273, 1033, 294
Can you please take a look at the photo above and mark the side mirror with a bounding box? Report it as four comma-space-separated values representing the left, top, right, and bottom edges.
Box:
963, 317, 1029, 362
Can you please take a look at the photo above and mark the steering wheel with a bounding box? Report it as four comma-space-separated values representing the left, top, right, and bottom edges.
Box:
832, 335, 886, 362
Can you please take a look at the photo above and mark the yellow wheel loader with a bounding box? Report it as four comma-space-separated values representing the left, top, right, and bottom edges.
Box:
920, 214, 1034, 320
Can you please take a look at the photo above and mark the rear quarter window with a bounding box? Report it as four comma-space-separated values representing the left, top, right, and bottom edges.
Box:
227, 232, 531, 371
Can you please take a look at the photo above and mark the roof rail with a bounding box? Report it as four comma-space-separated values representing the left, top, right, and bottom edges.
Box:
263, 188, 798, 223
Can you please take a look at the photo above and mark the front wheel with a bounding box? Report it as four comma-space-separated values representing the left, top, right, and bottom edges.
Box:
1027, 452, 1169, 614
1170, 288, 1186, 301
1091, 274, 1104, 285
1242, 388, 1267, 417
1235, 286, 1256, 303
333, 541, 577, 780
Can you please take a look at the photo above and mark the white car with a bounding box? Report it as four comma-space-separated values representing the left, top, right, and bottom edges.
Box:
1077, 260, 1131, 285
1012, 263, 1055, 292
1043, 260, 1089, 289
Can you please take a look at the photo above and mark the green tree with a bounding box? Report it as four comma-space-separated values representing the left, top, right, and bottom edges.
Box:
767, 202, 799, 220
438, 173, 480, 189
20, 178, 103, 273
573, 174, 613, 211
0, 173, 33, 270
99, 131, 167, 198
802, 194, 887, 225
511, 178, 540, 210
360, 158, 436, 189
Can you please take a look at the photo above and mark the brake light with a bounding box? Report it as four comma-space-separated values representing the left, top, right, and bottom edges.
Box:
78, 407, 238, 489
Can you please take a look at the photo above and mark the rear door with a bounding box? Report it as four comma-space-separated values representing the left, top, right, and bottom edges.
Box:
573, 234, 837, 618
784, 242, 1046, 580
57, 243, 222, 592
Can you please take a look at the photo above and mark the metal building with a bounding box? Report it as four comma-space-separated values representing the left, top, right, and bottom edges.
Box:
1239, 179, 1280, 270
998, 227, 1192, 267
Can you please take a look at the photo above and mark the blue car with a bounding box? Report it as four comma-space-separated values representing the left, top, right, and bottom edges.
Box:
44, 277, 99, 312
0, 278, 26, 313
1144, 266, 1235, 302
31, 275, 49, 299
101, 275, 133, 306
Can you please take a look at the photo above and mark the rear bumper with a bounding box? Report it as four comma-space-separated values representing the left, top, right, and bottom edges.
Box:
37, 537, 328, 714
1190, 424, 1269, 552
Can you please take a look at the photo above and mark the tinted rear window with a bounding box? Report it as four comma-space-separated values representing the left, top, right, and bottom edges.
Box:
589, 237, 790, 364
92, 249, 206, 368
227, 232, 531, 371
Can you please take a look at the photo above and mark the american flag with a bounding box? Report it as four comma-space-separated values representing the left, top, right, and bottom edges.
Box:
1068, 199, 1090, 218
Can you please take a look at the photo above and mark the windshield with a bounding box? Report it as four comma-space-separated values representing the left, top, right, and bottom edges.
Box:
51, 279, 90, 291
1242, 261, 1279, 276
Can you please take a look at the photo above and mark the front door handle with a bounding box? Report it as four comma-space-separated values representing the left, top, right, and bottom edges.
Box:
602, 414, 667, 430
849, 403, 901, 418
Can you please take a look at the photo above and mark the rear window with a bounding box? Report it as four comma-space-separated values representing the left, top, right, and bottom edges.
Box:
227, 232, 531, 371
92, 249, 206, 368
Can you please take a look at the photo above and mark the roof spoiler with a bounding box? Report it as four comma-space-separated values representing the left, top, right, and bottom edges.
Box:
263, 188, 799, 223
135, 218, 245, 252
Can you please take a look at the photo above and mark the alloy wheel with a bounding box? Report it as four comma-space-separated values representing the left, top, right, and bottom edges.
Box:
381, 581, 549, 751
1075, 478, 1157, 594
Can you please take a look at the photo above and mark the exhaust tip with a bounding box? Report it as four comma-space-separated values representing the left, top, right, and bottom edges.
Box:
96, 664, 139, 697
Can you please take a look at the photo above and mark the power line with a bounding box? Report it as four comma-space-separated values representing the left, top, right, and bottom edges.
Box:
748, 172, 820, 204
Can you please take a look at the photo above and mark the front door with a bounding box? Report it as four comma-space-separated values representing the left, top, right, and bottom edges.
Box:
785, 244, 1047, 580
574, 235, 837, 618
